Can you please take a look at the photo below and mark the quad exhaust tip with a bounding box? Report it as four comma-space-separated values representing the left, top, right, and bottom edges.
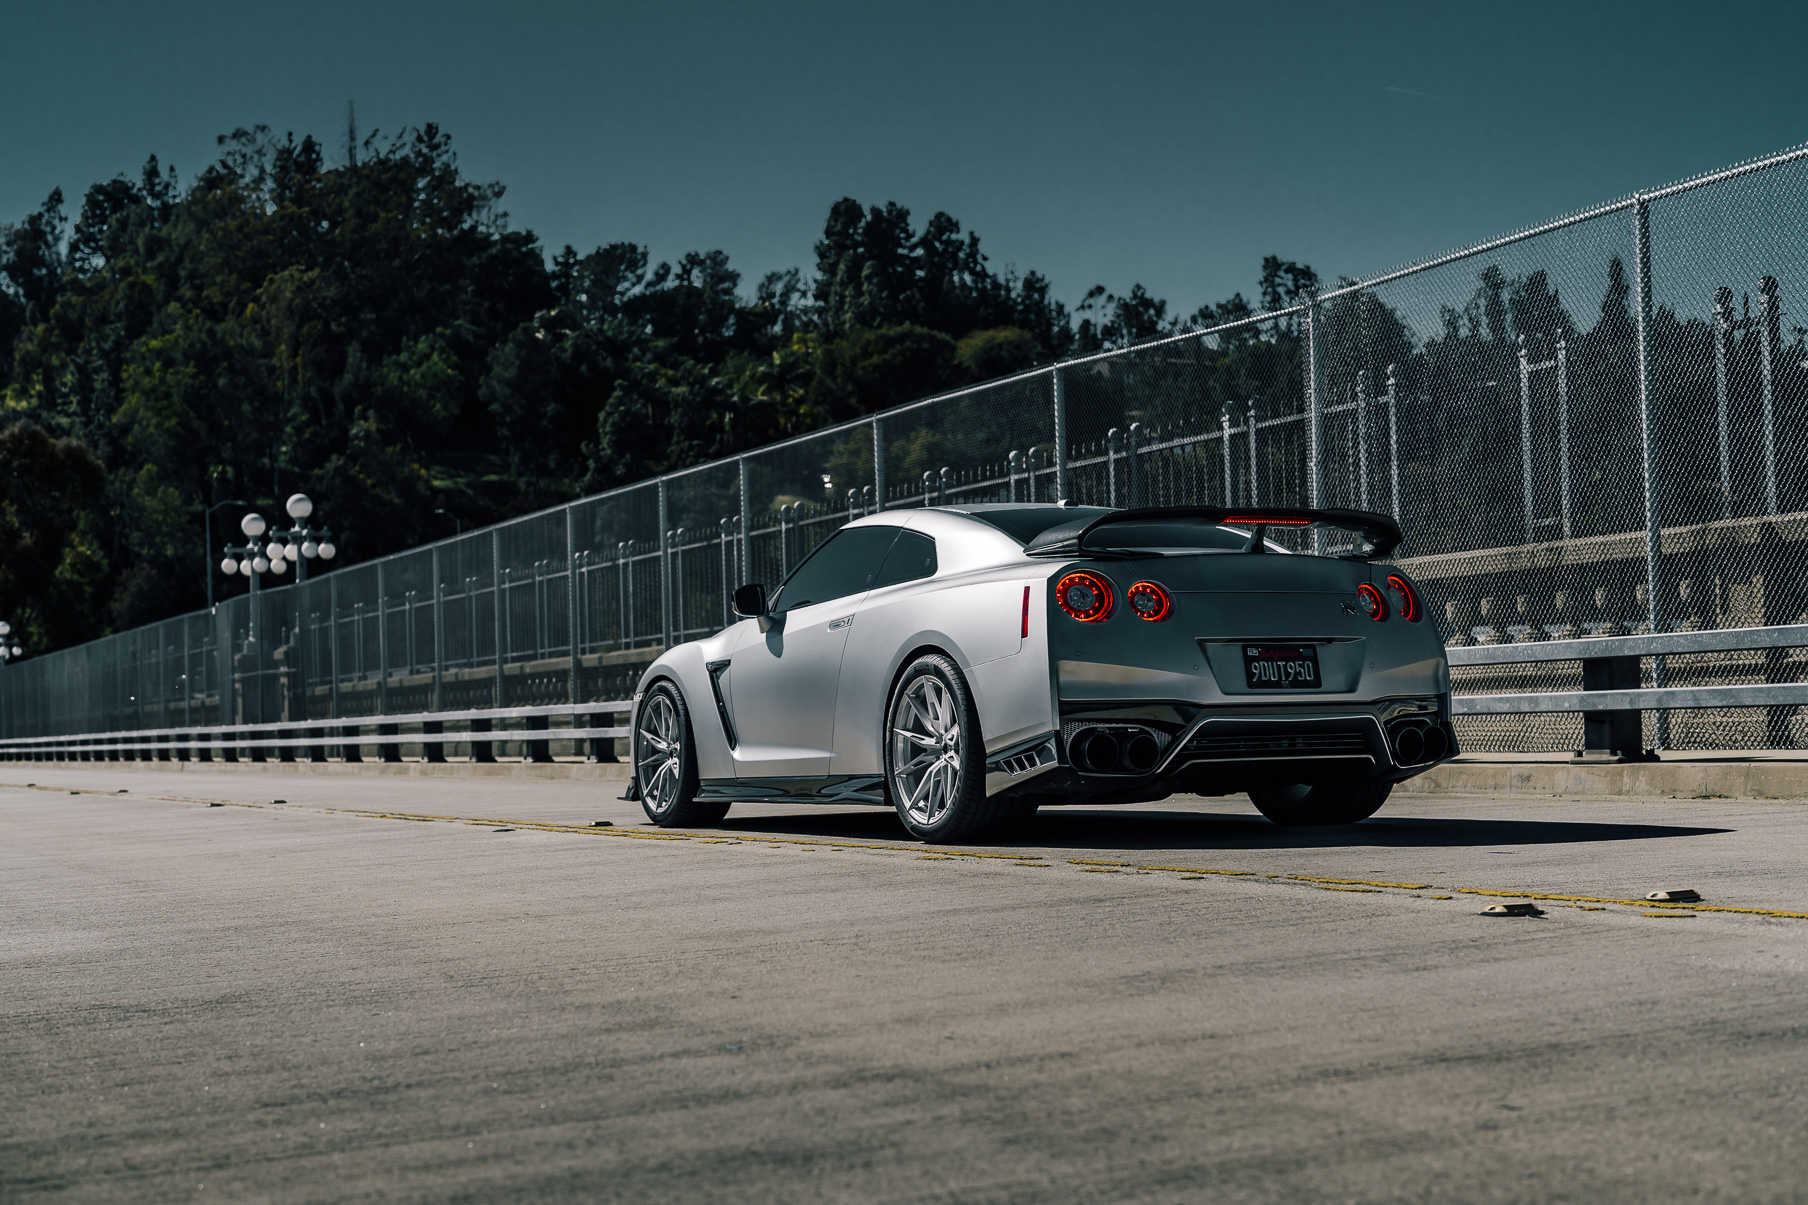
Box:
1071, 727, 1163, 776
1389, 721, 1450, 766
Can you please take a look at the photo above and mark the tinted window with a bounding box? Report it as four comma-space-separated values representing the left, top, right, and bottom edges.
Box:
960, 506, 1113, 545
771, 527, 900, 612
872, 531, 937, 588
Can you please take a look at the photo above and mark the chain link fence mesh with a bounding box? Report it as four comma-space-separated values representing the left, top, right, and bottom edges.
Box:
8, 143, 1808, 754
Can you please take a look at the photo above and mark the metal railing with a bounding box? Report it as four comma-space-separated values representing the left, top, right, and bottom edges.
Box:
9, 139, 1808, 755
0, 702, 631, 764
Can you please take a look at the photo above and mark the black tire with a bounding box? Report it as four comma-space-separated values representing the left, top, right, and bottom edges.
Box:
634, 681, 728, 827
1248, 779, 1391, 826
884, 654, 1003, 843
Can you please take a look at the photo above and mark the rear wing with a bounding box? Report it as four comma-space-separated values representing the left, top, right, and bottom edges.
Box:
1022, 506, 1403, 561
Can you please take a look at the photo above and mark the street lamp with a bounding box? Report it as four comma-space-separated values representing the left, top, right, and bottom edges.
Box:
0, 620, 22, 664
205, 498, 248, 611
274, 493, 337, 582
220, 496, 336, 587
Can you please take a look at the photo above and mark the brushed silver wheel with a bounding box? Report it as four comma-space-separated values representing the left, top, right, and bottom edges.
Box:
636, 690, 686, 815
889, 672, 965, 828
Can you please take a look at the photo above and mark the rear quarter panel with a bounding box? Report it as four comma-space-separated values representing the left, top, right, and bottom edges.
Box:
831, 514, 1057, 776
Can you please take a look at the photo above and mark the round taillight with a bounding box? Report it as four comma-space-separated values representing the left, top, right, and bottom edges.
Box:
1356, 582, 1388, 621
1126, 580, 1172, 622
1056, 571, 1113, 622
1386, 574, 1420, 622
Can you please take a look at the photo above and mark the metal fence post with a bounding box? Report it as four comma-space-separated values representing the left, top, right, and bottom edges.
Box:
1712, 286, 1736, 519
1107, 427, 1121, 506
1052, 367, 1068, 502
1218, 404, 1235, 506
658, 478, 671, 650
871, 419, 885, 511
1516, 337, 1536, 543
1556, 340, 1572, 540
1304, 293, 1325, 553
492, 527, 505, 708
1385, 370, 1401, 521
566, 506, 578, 706
1759, 275, 1781, 514
376, 560, 388, 717
1355, 369, 1373, 511
1247, 397, 1260, 507
1127, 422, 1144, 508
738, 455, 754, 580
1633, 194, 1665, 749
432, 548, 444, 712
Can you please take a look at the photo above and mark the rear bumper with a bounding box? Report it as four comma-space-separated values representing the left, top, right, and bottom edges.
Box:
1021, 700, 1457, 802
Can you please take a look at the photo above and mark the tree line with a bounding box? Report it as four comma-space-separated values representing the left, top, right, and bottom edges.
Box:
0, 121, 1316, 654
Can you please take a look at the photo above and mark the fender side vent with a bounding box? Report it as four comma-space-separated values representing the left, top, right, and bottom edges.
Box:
993, 740, 1057, 777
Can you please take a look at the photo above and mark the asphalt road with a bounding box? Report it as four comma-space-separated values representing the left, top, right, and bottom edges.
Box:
5, 767, 1808, 1203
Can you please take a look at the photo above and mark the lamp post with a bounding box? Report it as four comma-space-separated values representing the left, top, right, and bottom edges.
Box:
205, 499, 248, 611
270, 494, 337, 583
0, 620, 21, 664
220, 497, 337, 591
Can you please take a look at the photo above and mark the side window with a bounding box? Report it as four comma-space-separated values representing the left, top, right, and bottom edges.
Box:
872, 530, 937, 588
771, 526, 900, 612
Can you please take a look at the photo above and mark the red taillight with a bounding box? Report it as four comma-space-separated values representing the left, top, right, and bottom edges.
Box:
1356, 582, 1388, 621
1021, 585, 1031, 638
1126, 580, 1172, 622
1055, 571, 1113, 622
1224, 514, 1312, 527
1385, 574, 1420, 622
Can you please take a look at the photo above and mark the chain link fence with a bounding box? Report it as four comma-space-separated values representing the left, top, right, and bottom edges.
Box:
8, 142, 1808, 755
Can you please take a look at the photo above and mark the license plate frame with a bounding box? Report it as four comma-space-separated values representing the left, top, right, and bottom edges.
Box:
1241, 644, 1322, 690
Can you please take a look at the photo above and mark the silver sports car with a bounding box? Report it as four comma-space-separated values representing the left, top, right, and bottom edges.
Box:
628, 503, 1454, 842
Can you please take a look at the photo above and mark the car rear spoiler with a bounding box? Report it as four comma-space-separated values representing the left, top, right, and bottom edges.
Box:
1022, 506, 1403, 561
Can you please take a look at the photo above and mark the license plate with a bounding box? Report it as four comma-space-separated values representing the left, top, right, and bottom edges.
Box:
1242, 644, 1321, 689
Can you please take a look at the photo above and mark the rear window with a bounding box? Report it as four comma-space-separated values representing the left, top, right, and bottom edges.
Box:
961, 506, 1112, 545
1082, 519, 1259, 554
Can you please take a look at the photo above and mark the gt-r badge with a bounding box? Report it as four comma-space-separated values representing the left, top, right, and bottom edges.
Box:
1339, 600, 1362, 615
827, 615, 853, 631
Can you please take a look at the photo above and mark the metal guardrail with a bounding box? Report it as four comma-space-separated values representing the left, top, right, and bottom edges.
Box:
0, 702, 632, 763
1449, 624, 1808, 757
8, 623, 1806, 763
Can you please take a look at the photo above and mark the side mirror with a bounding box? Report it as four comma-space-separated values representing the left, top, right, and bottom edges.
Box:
732, 583, 768, 618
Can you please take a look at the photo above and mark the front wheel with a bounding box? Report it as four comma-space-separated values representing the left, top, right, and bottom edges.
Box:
1248, 779, 1390, 826
885, 655, 1000, 843
635, 682, 730, 827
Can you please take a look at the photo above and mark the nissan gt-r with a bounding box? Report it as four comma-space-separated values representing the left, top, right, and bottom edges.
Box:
627, 503, 1455, 842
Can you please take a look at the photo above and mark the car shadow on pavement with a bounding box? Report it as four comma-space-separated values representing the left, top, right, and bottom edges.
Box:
712, 808, 1731, 851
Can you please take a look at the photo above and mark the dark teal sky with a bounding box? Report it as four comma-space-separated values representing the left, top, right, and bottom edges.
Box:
7, 0, 1808, 316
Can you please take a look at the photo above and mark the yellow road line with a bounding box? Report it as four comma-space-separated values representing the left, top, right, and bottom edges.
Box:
37, 786, 1808, 922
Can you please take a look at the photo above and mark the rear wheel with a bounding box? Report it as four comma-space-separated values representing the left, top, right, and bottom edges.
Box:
886, 655, 1000, 843
1248, 779, 1390, 826
635, 682, 729, 827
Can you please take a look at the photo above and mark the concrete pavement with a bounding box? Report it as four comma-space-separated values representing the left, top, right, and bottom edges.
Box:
5, 768, 1808, 1202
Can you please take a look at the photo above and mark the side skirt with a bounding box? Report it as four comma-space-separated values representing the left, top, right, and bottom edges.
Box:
697, 776, 888, 805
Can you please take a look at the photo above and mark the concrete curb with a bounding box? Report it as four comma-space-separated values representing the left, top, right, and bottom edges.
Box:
1401, 758, 1808, 801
